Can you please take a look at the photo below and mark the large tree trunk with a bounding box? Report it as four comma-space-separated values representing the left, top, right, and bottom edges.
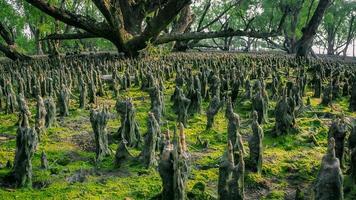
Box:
296, 0, 333, 58
285, 8, 302, 53
172, 5, 195, 52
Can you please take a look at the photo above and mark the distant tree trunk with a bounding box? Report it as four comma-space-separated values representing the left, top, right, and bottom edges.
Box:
223, 36, 233, 51
28, 17, 44, 55
326, 31, 335, 55
34, 30, 43, 55
326, 16, 344, 55
353, 40, 355, 57
243, 37, 255, 52
222, 21, 233, 51
296, 0, 333, 58
253, 39, 258, 51
342, 15, 355, 58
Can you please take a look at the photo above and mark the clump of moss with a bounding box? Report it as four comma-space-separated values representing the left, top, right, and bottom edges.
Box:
187, 182, 216, 200
245, 173, 268, 189
263, 190, 285, 200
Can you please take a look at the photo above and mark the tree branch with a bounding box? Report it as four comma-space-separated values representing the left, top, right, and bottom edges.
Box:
25, 0, 110, 36
155, 7, 288, 45
41, 32, 98, 40
197, 0, 211, 31
265, 38, 288, 51
125, 0, 191, 54
0, 43, 31, 61
0, 23, 15, 45
155, 29, 281, 45
144, 0, 169, 14
198, 0, 243, 32
91, 0, 114, 26
305, 0, 316, 26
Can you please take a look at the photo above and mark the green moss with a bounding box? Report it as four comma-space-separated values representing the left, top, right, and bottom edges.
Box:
245, 173, 268, 189
344, 176, 356, 200
1, 57, 355, 199
263, 190, 285, 200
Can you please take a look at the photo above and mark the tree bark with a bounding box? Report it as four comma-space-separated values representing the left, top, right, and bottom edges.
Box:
296, 0, 333, 58
172, 4, 195, 51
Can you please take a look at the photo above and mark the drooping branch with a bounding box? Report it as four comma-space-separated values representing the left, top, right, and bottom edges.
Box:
276, 7, 289, 33
0, 23, 15, 45
196, 0, 211, 31
155, 29, 282, 45
244, 17, 256, 32
265, 38, 288, 51
91, 0, 115, 27
155, 8, 288, 45
198, 0, 243, 32
41, 32, 98, 40
187, 1, 286, 50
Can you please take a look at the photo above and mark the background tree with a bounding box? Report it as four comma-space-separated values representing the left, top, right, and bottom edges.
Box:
296, 0, 334, 57
25, 0, 288, 57
0, 0, 30, 60
0, 0, 353, 59
321, 0, 355, 55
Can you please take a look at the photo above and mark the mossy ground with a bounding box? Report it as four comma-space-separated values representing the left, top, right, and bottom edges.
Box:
0, 70, 355, 199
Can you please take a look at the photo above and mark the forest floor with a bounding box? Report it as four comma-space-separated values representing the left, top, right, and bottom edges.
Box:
0, 69, 356, 200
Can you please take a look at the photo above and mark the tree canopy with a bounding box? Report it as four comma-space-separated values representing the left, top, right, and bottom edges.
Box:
0, 0, 354, 60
